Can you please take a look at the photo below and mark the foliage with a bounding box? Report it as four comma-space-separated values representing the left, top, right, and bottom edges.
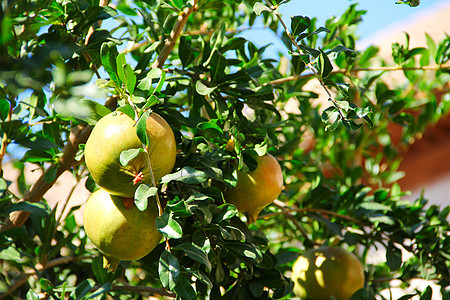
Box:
1, 0, 450, 299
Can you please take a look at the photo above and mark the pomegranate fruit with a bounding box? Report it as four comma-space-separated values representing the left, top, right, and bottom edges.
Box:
291, 246, 365, 300
223, 154, 283, 222
84, 111, 176, 197
83, 188, 161, 263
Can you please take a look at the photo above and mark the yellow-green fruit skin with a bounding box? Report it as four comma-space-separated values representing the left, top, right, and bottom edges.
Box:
83, 188, 161, 261
84, 111, 176, 197
292, 247, 365, 300
223, 154, 283, 222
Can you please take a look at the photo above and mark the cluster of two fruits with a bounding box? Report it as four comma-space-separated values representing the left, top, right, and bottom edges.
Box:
83, 111, 177, 267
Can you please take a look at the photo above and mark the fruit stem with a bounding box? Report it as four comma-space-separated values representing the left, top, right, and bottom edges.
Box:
142, 143, 171, 252
103, 255, 120, 272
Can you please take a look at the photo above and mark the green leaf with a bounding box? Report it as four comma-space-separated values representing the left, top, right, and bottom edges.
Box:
1, 120, 23, 139
134, 184, 158, 211
91, 257, 114, 285
166, 201, 194, 217
39, 278, 53, 291
210, 51, 227, 82
156, 213, 183, 239
197, 120, 223, 134
325, 116, 341, 131
42, 123, 61, 146
0, 98, 9, 121
220, 37, 247, 53
369, 215, 395, 225
0, 178, 7, 197
100, 42, 119, 84
16, 135, 57, 151
5, 201, 49, 216
26, 290, 40, 300
253, 3, 271, 15
326, 45, 357, 60
291, 15, 310, 36
119, 148, 143, 167
179, 35, 195, 67
195, 80, 216, 96
70, 279, 95, 300
0, 245, 24, 260
124, 64, 136, 94
87, 283, 112, 299
173, 242, 212, 272
419, 286, 433, 300
359, 202, 392, 211
85, 175, 99, 193
138, 68, 159, 92
136, 110, 150, 146
174, 275, 197, 300
44, 165, 58, 183
291, 54, 306, 75
335, 100, 350, 112
318, 49, 333, 78
215, 204, 238, 221
386, 243, 403, 271
154, 68, 166, 95
298, 44, 320, 58
80, 99, 111, 125
142, 95, 160, 110
116, 53, 127, 86
159, 250, 180, 290
117, 105, 136, 120
321, 106, 338, 123
160, 166, 208, 184
223, 241, 263, 263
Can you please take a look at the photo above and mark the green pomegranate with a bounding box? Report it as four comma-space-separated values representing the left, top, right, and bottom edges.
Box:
83, 188, 161, 264
292, 246, 365, 300
84, 111, 176, 197
223, 154, 283, 222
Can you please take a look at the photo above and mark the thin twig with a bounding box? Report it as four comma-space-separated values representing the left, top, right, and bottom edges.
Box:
55, 172, 82, 226
152, 0, 200, 69
269, 63, 450, 86
260, 206, 367, 226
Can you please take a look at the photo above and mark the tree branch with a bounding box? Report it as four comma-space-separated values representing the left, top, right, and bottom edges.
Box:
0, 125, 91, 233
151, 0, 199, 69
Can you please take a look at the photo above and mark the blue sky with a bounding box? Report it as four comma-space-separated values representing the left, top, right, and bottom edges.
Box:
240, 0, 448, 58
